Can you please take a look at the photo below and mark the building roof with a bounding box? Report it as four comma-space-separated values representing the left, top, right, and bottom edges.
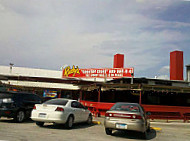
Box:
81, 77, 190, 93
0, 65, 102, 90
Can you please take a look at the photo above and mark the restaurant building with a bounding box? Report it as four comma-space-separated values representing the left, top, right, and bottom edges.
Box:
0, 51, 190, 121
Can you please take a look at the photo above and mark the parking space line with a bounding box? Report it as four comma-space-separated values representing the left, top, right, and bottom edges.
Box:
92, 120, 101, 125
150, 127, 162, 131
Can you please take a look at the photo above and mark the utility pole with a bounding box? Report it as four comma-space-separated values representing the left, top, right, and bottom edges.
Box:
131, 73, 134, 84
9, 63, 14, 74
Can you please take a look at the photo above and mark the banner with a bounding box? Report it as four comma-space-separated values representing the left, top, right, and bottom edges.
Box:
43, 90, 57, 98
62, 65, 134, 78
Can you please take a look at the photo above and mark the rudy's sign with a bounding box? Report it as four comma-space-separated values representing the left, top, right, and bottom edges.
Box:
62, 65, 134, 78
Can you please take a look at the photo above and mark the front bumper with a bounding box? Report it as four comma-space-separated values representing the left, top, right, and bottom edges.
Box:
0, 108, 16, 118
104, 118, 146, 133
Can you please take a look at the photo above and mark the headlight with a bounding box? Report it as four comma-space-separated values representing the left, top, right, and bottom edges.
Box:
3, 98, 14, 103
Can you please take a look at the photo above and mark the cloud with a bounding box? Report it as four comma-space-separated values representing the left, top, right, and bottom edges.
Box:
159, 66, 170, 74
0, 0, 189, 78
157, 75, 170, 80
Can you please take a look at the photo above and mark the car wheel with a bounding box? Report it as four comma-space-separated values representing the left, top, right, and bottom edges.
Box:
147, 125, 151, 132
14, 110, 25, 123
105, 128, 112, 135
36, 122, 44, 127
65, 115, 74, 129
87, 114, 92, 125
142, 130, 148, 139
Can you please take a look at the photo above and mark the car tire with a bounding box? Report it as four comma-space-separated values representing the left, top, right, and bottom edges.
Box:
87, 114, 92, 125
142, 130, 148, 139
147, 125, 151, 132
14, 110, 25, 123
65, 115, 74, 129
105, 128, 112, 135
36, 122, 44, 127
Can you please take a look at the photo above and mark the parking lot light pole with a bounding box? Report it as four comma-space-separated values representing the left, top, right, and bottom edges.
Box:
9, 63, 14, 74
139, 84, 142, 105
131, 73, 134, 84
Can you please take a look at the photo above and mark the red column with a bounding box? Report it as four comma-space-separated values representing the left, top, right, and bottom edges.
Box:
98, 87, 101, 102
79, 90, 82, 101
139, 91, 142, 105
170, 51, 183, 80
113, 54, 124, 68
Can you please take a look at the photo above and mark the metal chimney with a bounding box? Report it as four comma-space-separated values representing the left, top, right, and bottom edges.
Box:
113, 54, 124, 68
186, 65, 190, 82
170, 51, 183, 80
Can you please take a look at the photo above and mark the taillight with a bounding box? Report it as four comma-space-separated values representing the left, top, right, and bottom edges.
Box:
105, 113, 142, 119
33, 105, 36, 110
105, 113, 113, 117
55, 107, 64, 112
132, 115, 142, 119
5, 111, 11, 114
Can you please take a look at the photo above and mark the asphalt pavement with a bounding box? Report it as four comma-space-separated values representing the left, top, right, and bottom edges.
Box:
0, 117, 190, 141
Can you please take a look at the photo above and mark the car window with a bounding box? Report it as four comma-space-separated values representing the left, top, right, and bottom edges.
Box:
71, 101, 79, 108
78, 103, 85, 109
140, 106, 145, 114
110, 103, 140, 112
33, 95, 42, 103
23, 94, 36, 102
44, 99, 68, 106
0, 93, 14, 99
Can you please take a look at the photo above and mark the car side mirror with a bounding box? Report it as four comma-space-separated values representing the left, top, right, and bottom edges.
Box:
146, 112, 151, 115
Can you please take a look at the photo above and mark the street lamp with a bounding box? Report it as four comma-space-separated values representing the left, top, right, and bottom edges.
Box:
9, 63, 14, 74
131, 73, 134, 84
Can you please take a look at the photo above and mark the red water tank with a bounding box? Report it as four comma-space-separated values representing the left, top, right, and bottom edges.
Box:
170, 51, 183, 80
113, 54, 124, 68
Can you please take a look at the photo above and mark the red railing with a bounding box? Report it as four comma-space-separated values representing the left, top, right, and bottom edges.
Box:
80, 100, 190, 122
142, 104, 190, 122
80, 100, 114, 116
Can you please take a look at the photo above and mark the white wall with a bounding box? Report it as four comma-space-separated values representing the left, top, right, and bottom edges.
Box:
0, 65, 62, 78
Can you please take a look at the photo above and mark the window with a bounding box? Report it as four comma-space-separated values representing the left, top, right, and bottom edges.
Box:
71, 101, 79, 108
111, 103, 140, 112
71, 101, 85, 109
33, 95, 42, 103
78, 103, 85, 109
44, 99, 68, 106
23, 94, 36, 102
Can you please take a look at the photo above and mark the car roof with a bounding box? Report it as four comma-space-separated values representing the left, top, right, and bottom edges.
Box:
0, 91, 36, 95
115, 102, 140, 105
49, 98, 77, 102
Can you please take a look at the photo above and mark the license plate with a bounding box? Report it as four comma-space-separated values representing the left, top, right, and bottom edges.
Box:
38, 113, 46, 118
116, 123, 127, 129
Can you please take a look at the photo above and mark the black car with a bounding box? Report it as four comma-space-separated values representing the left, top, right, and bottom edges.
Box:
0, 91, 42, 122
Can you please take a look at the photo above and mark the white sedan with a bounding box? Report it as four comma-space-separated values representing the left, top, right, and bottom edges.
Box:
31, 98, 92, 128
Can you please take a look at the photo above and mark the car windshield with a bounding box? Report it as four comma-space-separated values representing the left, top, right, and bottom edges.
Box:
0, 93, 14, 99
110, 103, 140, 112
44, 99, 68, 106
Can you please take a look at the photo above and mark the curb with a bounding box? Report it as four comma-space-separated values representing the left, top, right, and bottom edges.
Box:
150, 127, 162, 131
92, 120, 101, 125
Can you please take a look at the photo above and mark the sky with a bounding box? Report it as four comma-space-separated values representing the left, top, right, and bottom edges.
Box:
0, 0, 190, 79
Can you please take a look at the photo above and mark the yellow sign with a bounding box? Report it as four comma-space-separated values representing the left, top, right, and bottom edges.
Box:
64, 65, 80, 77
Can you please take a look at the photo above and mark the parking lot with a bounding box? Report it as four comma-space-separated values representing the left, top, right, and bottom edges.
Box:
0, 117, 190, 141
